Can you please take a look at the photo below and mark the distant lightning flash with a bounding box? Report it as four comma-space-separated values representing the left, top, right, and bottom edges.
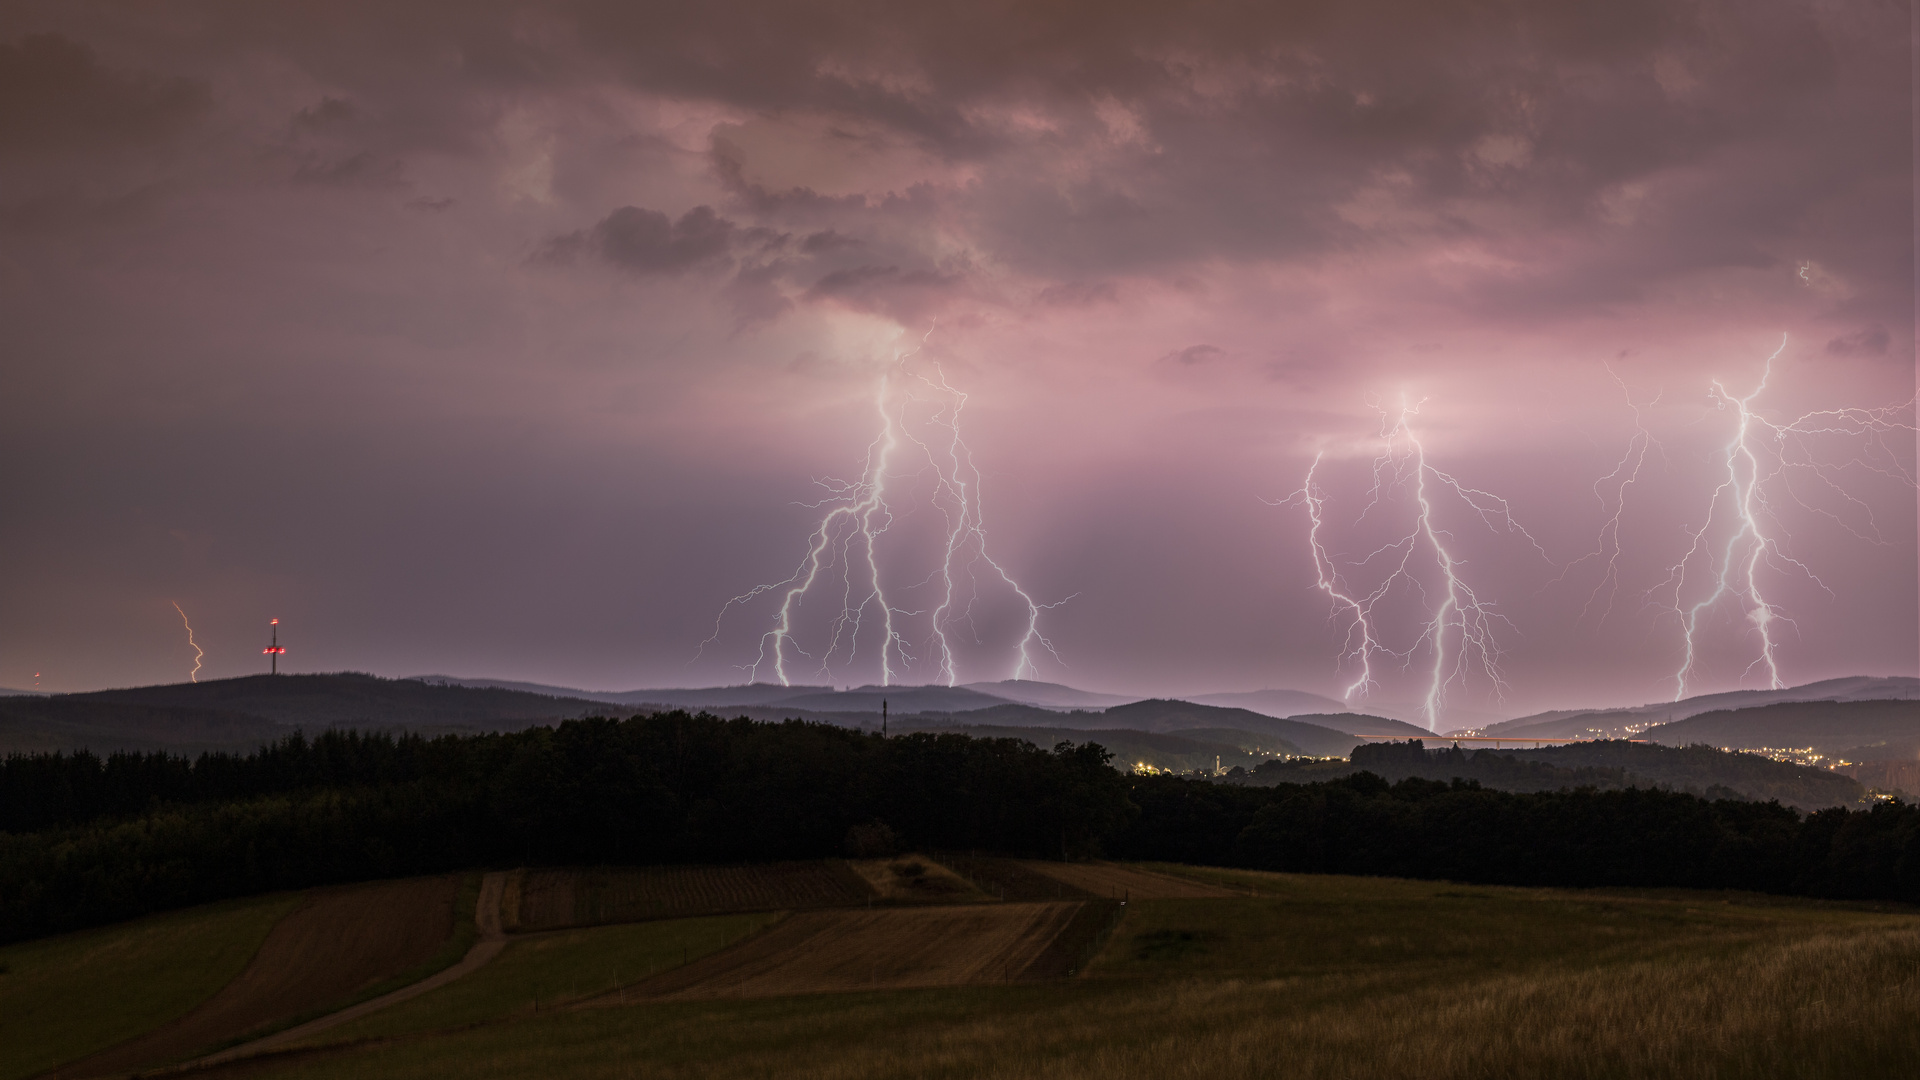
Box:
1653, 334, 1917, 700
171, 601, 204, 683
1287, 395, 1549, 730
701, 329, 1064, 686
1554, 366, 1663, 627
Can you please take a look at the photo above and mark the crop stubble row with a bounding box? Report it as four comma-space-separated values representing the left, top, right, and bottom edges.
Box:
514, 861, 874, 929
599, 901, 1086, 1001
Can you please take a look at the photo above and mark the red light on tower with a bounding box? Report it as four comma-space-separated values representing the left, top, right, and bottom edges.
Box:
263, 618, 286, 674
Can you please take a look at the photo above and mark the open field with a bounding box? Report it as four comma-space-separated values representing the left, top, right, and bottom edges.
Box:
614, 902, 1083, 1000
303, 912, 783, 1044
510, 861, 872, 930
1020, 860, 1240, 900
58, 875, 463, 1077
154, 868, 1919, 1080
0, 893, 300, 1080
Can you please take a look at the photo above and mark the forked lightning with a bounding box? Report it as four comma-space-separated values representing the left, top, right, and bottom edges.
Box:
1287, 395, 1548, 730
701, 332, 1063, 687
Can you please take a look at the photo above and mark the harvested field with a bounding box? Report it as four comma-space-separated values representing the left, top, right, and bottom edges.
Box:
940, 854, 1099, 901
619, 902, 1083, 1000
0, 893, 298, 1080
1019, 861, 1240, 900
59, 875, 462, 1078
510, 861, 872, 930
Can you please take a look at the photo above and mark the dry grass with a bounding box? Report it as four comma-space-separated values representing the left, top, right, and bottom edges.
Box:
1018, 860, 1239, 901
0, 893, 299, 1080
214, 875, 1920, 1080
509, 861, 872, 930
620, 902, 1082, 1000
61, 875, 462, 1077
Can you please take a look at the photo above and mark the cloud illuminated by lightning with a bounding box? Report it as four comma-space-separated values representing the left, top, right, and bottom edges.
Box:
171, 601, 203, 683
1285, 395, 1550, 730
699, 330, 1065, 687
1650, 334, 1917, 700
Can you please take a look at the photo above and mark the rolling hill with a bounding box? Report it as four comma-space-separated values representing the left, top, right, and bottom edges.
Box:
1469, 677, 1920, 740
1641, 699, 1920, 757
1187, 689, 1351, 717
958, 680, 1140, 709
1250, 739, 1867, 810
1, 674, 615, 754
0, 697, 287, 755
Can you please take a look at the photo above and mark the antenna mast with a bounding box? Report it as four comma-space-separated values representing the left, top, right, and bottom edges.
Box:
263, 618, 286, 674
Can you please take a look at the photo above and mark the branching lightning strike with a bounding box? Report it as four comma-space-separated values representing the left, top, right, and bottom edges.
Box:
1649, 335, 1916, 700
1287, 395, 1549, 730
172, 601, 204, 683
700, 331, 1064, 687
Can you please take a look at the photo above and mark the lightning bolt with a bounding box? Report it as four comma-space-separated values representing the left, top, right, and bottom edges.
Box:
1287, 452, 1381, 700
1552, 366, 1664, 627
700, 328, 1064, 687
1287, 394, 1549, 730
171, 601, 204, 683
913, 361, 1071, 684
1653, 334, 1917, 700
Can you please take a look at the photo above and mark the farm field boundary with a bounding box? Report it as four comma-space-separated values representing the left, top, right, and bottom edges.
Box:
601, 902, 1083, 1001
178, 873, 510, 1071
1019, 860, 1239, 900
510, 861, 873, 930
58, 875, 463, 1078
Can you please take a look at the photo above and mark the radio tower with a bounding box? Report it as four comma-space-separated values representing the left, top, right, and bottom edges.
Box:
263, 618, 286, 675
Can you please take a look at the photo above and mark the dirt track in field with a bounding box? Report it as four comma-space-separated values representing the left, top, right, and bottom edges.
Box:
602, 902, 1083, 1001
513, 861, 874, 930
60, 876, 462, 1078
1018, 861, 1239, 900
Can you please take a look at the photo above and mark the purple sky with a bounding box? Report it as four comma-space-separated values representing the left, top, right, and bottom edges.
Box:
1, 1, 1914, 726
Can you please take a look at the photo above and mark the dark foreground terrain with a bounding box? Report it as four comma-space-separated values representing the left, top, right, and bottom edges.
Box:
3, 858, 1914, 1080
4, 712, 1919, 1077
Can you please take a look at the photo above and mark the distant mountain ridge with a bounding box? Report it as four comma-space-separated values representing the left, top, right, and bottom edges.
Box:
1642, 700, 1920, 758
1466, 677, 1920, 740
1188, 688, 1350, 717
1, 673, 612, 754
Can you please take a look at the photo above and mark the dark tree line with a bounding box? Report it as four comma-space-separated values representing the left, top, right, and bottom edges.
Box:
2, 720, 1918, 944
1116, 772, 1919, 899
0, 714, 1132, 941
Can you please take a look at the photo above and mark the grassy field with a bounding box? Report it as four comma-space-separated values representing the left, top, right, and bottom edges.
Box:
511, 862, 872, 930
0, 892, 301, 1080
305, 912, 781, 1043
188, 867, 1920, 1080
62, 874, 467, 1077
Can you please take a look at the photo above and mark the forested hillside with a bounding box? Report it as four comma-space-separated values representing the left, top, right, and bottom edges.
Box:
1, 714, 1916, 945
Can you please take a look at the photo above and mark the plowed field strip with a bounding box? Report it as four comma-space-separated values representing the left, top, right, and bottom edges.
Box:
516, 861, 874, 930
606, 903, 1083, 1001
180, 873, 510, 1071
1018, 861, 1238, 900
59, 876, 462, 1078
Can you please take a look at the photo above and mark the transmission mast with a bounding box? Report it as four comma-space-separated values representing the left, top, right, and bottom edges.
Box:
263, 618, 286, 674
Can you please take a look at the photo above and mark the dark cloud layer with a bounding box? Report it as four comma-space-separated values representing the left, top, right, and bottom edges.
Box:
0, 1, 1910, 717
0, 33, 208, 152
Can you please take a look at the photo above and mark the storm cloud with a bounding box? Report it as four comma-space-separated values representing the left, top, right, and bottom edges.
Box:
0, 0, 1911, 725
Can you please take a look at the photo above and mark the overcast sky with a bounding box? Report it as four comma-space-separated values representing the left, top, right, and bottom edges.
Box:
1, 0, 1913, 726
